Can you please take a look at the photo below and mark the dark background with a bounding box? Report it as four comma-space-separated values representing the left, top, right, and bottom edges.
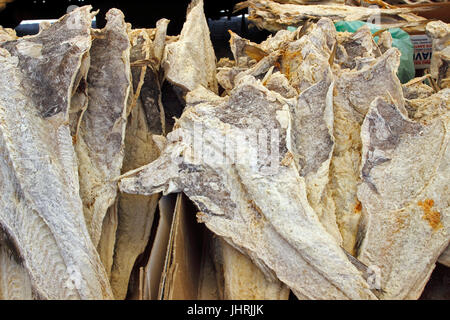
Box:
0, 0, 240, 32
0, 0, 271, 58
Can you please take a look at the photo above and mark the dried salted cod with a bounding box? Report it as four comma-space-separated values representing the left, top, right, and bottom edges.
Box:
264, 72, 297, 99
217, 57, 235, 68
357, 98, 449, 300
109, 26, 166, 300
110, 100, 160, 300
377, 31, 393, 54
194, 71, 291, 301
328, 48, 405, 255
75, 9, 131, 247
219, 24, 318, 97
0, 6, 113, 299
403, 77, 434, 100
335, 26, 381, 70
259, 29, 297, 53
217, 50, 281, 96
129, 24, 168, 135
215, 239, 290, 300
271, 0, 345, 4
426, 21, 450, 89
280, 18, 336, 93
0, 233, 33, 300
69, 31, 91, 140
163, 0, 218, 94
190, 79, 291, 301
241, 0, 418, 32
289, 70, 341, 243
191, 85, 290, 301
69, 51, 90, 140
229, 31, 262, 68
217, 66, 242, 95
0, 27, 16, 42
119, 77, 377, 300
217, 27, 296, 96
402, 77, 435, 118
97, 201, 118, 278
228, 28, 294, 68
154, 19, 170, 65
411, 88, 450, 122
0, 23, 33, 302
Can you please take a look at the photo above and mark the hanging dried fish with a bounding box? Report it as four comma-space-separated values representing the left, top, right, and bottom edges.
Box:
0, 3, 448, 301
214, 33, 297, 300
0, 27, 16, 42
289, 70, 342, 243
426, 21, 450, 89
335, 25, 381, 70
264, 72, 298, 99
0, 6, 113, 299
130, 25, 167, 135
109, 25, 167, 300
280, 19, 337, 93
0, 21, 33, 302
97, 200, 119, 278
215, 239, 290, 300
403, 76, 435, 100
0, 232, 33, 300
240, 0, 421, 32
119, 77, 377, 300
163, 0, 218, 95
221, 18, 337, 95
411, 88, 450, 122
402, 76, 435, 118
357, 97, 449, 300
75, 9, 131, 248
328, 48, 405, 255
377, 31, 393, 54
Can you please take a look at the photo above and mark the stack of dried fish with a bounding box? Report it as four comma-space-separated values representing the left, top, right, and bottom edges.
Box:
0, 5, 168, 300
0, 6, 114, 300
237, 0, 431, 32
120, 4, 449, 300
385, 0, 449, 4
0, 0, 448, 300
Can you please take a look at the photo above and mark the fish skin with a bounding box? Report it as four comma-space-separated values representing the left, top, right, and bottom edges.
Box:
289, 69, 342, 244
163, 0, 218, 94
426, 21, 450, 90
242, 0, 418, 32
108, 24, 168, 300
75, 8, 132, 248
357, 97, 449, 300
0, 13, 34, 302
327, 48, 405, 256
0, 235, 34, 300
280, 18, 337, 94
215, 238, 290, 300
412, 89, 450, 123
0, 6, 113, 299
119, 77, 377, 300
335, 25, 381, 71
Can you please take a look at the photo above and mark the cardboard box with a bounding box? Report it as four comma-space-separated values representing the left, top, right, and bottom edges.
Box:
410, 34, 433, 70
401, 2, 450, 71
158, 193, 208, 300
